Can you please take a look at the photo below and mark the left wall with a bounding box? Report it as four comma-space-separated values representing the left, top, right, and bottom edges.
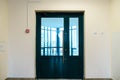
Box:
0, 0, 8, 80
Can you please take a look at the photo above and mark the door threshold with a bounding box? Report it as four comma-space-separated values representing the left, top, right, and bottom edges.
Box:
36, 79, 83, 80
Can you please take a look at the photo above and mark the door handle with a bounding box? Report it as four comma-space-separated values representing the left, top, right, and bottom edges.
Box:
63, 49, 67, 63
63, 49, 64, 63
65, 49, 67, 51
63, 55, 64, 63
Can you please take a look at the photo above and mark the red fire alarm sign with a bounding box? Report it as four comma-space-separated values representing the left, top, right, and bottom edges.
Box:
25, 28, 30, 33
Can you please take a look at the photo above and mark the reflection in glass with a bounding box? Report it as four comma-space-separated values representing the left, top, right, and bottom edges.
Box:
69, 18, 79, 56
41, 18, 64, 56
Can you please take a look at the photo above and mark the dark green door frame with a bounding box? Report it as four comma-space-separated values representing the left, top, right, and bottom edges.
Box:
36, 11, 84, 79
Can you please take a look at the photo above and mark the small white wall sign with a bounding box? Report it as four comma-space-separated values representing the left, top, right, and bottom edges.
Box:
0, 41, 6, 52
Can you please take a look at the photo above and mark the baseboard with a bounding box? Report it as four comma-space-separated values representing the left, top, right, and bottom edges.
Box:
85, 78, 112, 80
6, 78, 112, 80
6, 78, 35, 80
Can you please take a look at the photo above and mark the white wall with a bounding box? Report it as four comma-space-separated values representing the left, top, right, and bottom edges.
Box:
0, 0, 8, 80
111, 33, 120, 80
110, 0, 120, 32
8, 0, 111, 78
110, 0, 120, 80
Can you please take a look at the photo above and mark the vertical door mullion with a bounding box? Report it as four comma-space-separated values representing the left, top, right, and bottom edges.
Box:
63, 17, 69, 58
63, 16, 69, 78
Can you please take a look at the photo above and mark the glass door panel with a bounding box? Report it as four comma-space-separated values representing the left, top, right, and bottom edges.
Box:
41, 18, 64, 56
69, 18, 79, 56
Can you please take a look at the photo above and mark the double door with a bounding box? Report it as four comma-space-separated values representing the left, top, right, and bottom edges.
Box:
36, 12, 84, 79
